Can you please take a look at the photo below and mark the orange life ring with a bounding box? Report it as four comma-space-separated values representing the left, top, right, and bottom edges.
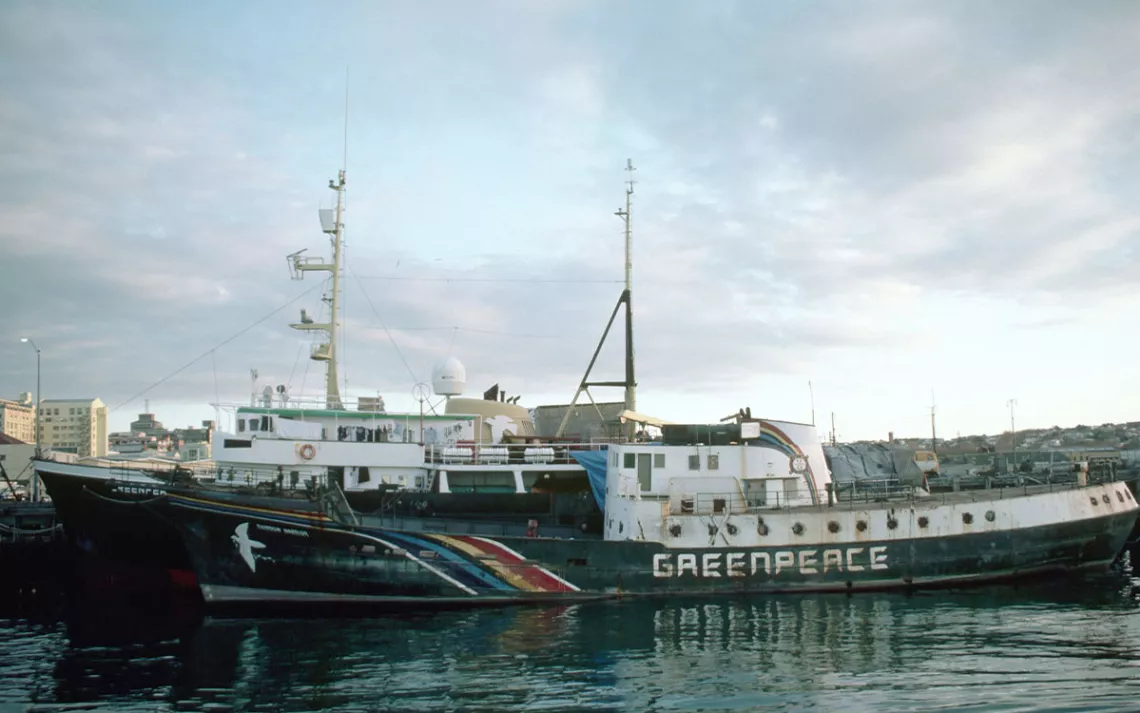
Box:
299, 444, 316, 460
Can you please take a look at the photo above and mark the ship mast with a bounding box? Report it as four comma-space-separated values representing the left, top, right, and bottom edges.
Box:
618, 158, 636, 419
287, 170, 346, 410
556, 159, 638, 440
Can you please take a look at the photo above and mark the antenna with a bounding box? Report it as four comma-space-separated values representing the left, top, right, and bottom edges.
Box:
340, 66, 350, 405
615, 158, 636, 292
930, 390, 937, 455
808, 380, 815, 427
284, 74, 349, 411
342, 66, 349, 174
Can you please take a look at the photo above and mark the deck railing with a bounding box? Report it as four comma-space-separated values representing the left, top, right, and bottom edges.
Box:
62, 457, 334, 494
633, 473, 1128, 517
425, 441, 606, 467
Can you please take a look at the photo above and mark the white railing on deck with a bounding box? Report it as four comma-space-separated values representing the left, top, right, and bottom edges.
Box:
82, 458, 332, 493
626, 475, 1125, 516
426, 441, 605, 466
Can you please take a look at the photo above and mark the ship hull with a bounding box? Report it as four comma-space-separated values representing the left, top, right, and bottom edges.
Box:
153, 480, 1139, 610
34, 460, 329, 593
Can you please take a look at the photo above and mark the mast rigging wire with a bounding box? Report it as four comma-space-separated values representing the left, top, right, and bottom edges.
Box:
109, 282, 324, 413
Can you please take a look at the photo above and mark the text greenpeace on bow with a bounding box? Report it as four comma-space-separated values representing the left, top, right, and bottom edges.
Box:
652, 546, 889, 579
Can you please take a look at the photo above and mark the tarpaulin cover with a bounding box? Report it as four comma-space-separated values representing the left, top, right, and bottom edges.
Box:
571, 449, 609, 511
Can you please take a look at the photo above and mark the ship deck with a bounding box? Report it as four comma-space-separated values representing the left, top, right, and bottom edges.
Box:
640, 478, 1135, 518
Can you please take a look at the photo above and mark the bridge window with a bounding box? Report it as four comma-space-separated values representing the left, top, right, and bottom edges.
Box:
447, 472, 517, 493
653, 453, 665, 468
688, 455, 700, 470
623, 452, 636, 469
708, 454, 720, 470
237, 420, 246, 433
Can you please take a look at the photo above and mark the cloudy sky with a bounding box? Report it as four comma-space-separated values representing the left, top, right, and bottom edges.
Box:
2, 0, 1139, 442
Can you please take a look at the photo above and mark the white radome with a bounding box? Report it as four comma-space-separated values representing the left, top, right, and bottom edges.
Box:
432, 357, 467, 397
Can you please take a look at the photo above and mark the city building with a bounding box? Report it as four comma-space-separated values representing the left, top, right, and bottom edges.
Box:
0, 432, 35, 491
39, 398, 108, 458
0, 393, 36, 445
129, 411, 167, 437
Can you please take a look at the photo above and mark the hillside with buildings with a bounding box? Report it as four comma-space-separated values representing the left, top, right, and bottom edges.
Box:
886, 421, 1140, 456
0, 395, 214, 474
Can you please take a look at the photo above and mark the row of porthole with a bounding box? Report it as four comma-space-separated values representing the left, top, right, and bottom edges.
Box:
664, 489, 1135, 539
666, 501, 1049, 539
786, 510, 997, 536
1092, 491, 1128, 506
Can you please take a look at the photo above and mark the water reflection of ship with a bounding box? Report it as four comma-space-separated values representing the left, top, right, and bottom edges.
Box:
31, 573, 1140, 710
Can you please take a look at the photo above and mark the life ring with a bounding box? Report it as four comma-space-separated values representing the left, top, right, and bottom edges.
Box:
299, 444, 316, 460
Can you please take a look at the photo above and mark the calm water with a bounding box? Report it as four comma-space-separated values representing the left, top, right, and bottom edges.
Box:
4, 560, 1140, 712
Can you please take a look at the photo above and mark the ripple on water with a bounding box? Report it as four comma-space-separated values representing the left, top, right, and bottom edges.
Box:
2, 570, 1140, 712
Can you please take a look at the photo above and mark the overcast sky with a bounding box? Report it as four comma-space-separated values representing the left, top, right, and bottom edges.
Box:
2, 0, 1139, 442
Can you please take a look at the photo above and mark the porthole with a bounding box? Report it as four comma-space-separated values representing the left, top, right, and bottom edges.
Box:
792, 522, 805, 536
985, 510, 995, 522
828, 521, 840, 533
917, 516, 929, 528
962, 512, 974, 525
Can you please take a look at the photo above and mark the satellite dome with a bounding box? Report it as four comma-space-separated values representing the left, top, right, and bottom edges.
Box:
432, 357, 467, 397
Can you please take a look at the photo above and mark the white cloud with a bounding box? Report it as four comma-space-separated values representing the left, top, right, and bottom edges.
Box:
2, 1, 1139, 440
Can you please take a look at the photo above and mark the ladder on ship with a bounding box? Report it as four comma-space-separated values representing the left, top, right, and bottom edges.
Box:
320, 480, 360, 526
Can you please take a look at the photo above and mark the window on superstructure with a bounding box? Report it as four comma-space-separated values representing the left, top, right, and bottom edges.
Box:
653, 453, 665, 468
237, 420, 245, 433
623, 452, 636, 469
688, 454, 700, 470
708, 454, 720, 470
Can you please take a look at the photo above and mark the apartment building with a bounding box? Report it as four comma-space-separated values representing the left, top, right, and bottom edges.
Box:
0, 393, 36, 445
39, 398, 108, 458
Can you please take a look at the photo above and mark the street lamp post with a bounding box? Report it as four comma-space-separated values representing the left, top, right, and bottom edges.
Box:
20, 337, 41, 503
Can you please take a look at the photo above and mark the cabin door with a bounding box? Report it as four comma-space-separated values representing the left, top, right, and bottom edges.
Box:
637, 453, 653, 491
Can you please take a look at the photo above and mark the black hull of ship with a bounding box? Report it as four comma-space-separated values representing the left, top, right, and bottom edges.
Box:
37, 466, 196, 591
343, 489, 603, 535
152, 487, 1139, 612
35, 463, 328, 594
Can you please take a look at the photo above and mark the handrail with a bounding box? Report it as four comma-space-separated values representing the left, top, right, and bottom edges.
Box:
43, 458, 332, 493
425, 441, 606, 466
623, 477, 1115, 516
321, 479, 360, 526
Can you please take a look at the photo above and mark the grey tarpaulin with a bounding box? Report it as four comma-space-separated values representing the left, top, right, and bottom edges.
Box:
823, 443, 928, 488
